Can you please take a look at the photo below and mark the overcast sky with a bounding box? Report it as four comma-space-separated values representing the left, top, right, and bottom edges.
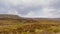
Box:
0, 0, 60, 18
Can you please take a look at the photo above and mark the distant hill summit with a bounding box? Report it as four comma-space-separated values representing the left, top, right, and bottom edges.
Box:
0, 14, 60, 21
0, 14, 60, 24
0, 14, 21, 19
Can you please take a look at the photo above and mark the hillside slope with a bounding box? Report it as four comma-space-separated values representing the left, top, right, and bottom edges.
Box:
0, 14, 60, 34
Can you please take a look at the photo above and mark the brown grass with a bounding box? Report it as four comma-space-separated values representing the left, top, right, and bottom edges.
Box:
0, 19, 60, 34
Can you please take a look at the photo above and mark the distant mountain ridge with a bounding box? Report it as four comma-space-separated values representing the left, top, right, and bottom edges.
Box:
0, 14, 21, 19
0, 14, 60, 21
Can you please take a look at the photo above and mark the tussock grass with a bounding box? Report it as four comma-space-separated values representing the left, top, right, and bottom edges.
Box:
0, 19, 60, 34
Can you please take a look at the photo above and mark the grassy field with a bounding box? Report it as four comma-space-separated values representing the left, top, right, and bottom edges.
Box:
0, 19, 60, 34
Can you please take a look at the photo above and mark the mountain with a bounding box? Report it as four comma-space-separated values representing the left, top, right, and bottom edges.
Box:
0, 14, 21, 19
0, 14, 60, 24
0, 14, 60, 21
0, 14, 59, 34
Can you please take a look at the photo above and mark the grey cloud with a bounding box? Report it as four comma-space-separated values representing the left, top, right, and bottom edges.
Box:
0, 0, 60, 18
